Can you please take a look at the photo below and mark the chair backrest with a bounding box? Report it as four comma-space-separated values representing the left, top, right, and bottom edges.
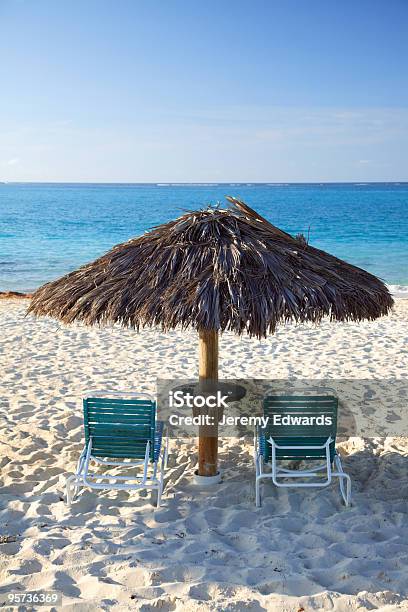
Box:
83, 396, 156, 460
261, 394, 338, 462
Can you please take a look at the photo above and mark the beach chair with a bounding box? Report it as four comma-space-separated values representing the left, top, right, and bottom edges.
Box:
66, 394, 169, 508
254, 391, 351, 507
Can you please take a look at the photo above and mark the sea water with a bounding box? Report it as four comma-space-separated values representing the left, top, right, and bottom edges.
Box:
0, 182, 407, 293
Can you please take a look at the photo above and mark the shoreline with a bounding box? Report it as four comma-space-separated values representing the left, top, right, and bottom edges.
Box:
0, 291, 33, 300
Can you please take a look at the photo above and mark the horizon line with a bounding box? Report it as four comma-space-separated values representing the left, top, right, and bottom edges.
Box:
1, 181, 408, 186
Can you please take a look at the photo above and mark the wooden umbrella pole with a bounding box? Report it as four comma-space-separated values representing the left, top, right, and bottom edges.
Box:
198, 329, 219, 477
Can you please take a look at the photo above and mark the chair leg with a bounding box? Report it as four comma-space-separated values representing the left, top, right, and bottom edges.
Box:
255, 477, 261, 507
254, 452, 263, 507
157, 470, 164, 508
164, 429, 169, 470
339, 474, 351, 506
164, 444, 169, 470
73, 453, 86, 499
156, 444, 166, 508
65, 446, 89, 506
334, 455, 351, 506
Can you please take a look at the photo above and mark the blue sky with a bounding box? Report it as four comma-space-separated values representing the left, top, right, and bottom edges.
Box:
0, 0, 407, 182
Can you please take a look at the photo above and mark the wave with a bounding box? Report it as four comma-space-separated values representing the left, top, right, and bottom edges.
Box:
387, 285, 408, 298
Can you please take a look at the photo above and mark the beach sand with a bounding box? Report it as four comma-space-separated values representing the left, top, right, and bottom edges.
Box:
1, 298, 408, 611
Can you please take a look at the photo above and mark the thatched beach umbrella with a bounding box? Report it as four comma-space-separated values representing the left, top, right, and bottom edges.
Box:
28, 197, 393, 479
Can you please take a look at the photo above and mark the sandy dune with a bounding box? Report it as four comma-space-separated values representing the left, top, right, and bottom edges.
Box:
1, 299, 408, 611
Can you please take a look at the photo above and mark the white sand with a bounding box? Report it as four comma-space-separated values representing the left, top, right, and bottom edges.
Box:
1, 299, 408, 611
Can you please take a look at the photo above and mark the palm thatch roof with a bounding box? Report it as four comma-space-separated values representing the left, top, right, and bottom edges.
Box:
28, 197, 393, 338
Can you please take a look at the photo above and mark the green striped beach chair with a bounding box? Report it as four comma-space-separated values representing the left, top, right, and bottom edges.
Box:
254, 390, 351, 507
66, 394, 169, 508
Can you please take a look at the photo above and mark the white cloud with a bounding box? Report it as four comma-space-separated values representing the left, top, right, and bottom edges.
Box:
0, 107, 407, 181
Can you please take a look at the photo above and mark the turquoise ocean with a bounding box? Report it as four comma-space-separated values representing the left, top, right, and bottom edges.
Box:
0, 182, 407, 294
